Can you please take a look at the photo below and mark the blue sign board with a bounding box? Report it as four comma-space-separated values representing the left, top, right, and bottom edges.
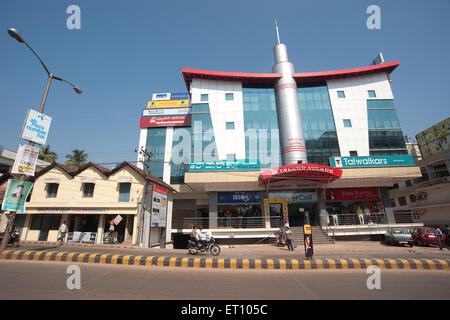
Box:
218, 191, 263, 204
170, 92, 190, 100
330, 155, 415, 168
188, 160, 260, 171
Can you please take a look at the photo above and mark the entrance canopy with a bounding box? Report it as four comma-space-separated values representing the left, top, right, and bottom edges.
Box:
259, 163, 343, 186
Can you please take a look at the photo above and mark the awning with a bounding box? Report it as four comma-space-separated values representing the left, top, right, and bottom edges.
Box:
259, 163, 343, 185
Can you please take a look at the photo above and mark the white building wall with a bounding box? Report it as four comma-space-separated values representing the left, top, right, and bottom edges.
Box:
137, 128, 148, 170
327, 72, 394, 157
190, 79, 245, 160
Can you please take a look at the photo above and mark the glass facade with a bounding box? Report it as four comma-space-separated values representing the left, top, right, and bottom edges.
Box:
145, 127, 166, 178
367, 99, 407, 155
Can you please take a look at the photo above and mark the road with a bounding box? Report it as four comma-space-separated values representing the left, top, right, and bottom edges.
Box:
0, 260, 449, 300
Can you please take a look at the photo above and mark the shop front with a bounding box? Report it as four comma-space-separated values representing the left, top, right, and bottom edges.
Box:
324, 187, 387, 226
216, 191, 263, 228
268, 191, 319, 227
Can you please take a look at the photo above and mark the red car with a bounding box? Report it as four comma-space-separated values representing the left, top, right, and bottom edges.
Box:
411, 227, 446, 247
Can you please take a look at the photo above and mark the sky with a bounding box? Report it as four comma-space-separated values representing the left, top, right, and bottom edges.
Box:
1, 0, 449, 166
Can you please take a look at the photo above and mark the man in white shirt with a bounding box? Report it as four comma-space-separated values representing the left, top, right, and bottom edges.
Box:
58, 221, 68, 244
195, 228, 208, 249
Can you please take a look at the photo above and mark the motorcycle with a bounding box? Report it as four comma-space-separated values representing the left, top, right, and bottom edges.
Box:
0, 228, 20, 247
274, 230, 286, 247
188, 236, 221, 256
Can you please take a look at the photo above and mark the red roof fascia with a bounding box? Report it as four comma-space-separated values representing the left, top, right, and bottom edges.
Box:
182, 61, 399, 92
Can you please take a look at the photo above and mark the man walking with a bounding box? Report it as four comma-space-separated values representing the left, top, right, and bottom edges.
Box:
285, 226, 294, 251
58, 221, 68, 244
435, 226, 449, 251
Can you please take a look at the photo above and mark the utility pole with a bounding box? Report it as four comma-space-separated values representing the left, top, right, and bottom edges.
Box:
136, 147, 153, 247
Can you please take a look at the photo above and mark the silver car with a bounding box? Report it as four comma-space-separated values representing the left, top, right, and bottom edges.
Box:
384, 228, 414, 247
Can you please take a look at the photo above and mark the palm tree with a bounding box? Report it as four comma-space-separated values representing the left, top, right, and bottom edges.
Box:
65, 149, 88, 170
38, 145, 58, 163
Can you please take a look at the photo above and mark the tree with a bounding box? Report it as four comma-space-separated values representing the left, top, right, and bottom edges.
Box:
65, 149, 88, 170
38, 145, 58, 163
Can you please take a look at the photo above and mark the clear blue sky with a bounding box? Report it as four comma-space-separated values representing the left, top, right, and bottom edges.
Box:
1, 0, 449, 165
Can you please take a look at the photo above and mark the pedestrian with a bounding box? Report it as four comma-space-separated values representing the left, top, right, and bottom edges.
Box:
225, 210, 232, 227
109, 220, 115, 243
58, 221, 67, 244
444, 225, 450, 246
285, 226, 294, 251
435, 226, 449, 251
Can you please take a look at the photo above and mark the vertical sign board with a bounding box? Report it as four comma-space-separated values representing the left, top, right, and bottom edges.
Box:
20, 109, 52, 145
1, 180, 34, 213
303, 224, 314, 259
151, 184, 168, 227
11, 144, 40, 176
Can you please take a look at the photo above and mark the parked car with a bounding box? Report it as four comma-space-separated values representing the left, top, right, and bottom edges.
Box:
384, 228, 413, 247
411, 227, 445, 247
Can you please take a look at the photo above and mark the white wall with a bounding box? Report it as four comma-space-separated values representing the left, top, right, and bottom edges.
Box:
327, 72, 394, 157
190, 79, 245, 160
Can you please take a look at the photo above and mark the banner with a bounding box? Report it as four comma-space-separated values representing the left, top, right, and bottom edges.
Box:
139, 115, 192, 128
147, 99, 189, 108
325, 187, 380, 201
151, 92, 189, 101
189, 160, 260, 171
1, 179, 33, 213
268, 192, 317, 203
303, 224, 314, 259
20, 109, 52, 145
330, 155, 415, 168
11, 144, 40, 176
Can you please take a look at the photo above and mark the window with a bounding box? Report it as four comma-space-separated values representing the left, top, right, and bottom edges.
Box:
368, 90, 376, 98
409, 194, 416, 203
337, 91, 345, 98
398, 196, 407, 206
46, 183, 59, 198
343, 119, 352, 127
82, 183, 95, 198
405, 180, 412, 187
349, 151, 358, 156
226, 122, 235, 130
119, 183, 131, 202
200, 94, 208, 102
390, 198, 396, 207
226, 154, 236, 161
225, 93, 234, 101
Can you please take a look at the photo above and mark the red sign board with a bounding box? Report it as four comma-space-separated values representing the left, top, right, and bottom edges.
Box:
153, 184, 168, 195
259, 163, 342, 185
325, 187, 380, 201
139, 115, 192, 128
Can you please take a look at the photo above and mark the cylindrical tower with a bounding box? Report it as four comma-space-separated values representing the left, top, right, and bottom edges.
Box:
272, 25, 307, 165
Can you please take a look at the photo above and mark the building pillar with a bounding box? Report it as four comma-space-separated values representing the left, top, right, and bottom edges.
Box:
132, 214, 138, 245
379, 187, 395, 224
209, 192, 218, 229
317, 189, 329, 225
96, 214, 105, 244
22, 214, 32, 241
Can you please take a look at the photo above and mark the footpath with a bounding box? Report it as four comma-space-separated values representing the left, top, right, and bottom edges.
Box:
1, 241, 449, 271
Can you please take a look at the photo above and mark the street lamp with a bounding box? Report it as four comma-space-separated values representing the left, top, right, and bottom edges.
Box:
7, 27, 82, 113
0, 28, 83, 253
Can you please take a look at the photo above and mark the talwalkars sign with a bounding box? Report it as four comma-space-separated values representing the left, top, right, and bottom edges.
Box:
21, 109, 52, 145
330, 155, 415, 168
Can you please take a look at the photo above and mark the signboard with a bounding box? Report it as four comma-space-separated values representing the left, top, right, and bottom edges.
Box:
11, 144, 40, 176
113, 215, 123, 225
415, 117, 449, 157
325, 187, 380, 201
268, 192, 317, 203
37, 208, 107, 214
142, 107, 191, 117
147, 99, 189, 108
259, 163, 342, 185
1, 179, 34, 213
269, 179, 321, 190
189, 160, 260, 172
330, 155, 415, 168
20, 109, 52, 145
217, 191, 262, 204
139, 115, 192, 128
152, 92, 189, 101
151, 184, 168, 227
303, 224, 314, 259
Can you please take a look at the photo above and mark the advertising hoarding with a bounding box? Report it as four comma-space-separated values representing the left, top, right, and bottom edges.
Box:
139, 115, 192, 128
11, 144, 40, 176
1, 179, 34, 213
151, 184, 168, 227
268, 191, 318, 203
330, 155, 415, 168
325, 187, 380, 201
188, 160, 260, 171
217, 191, 262, 204
147, 99, 189, 108
142, 107, 191, 117
151, 92, 189, 101
415, 118, 449, 157
20, 109, 52, 145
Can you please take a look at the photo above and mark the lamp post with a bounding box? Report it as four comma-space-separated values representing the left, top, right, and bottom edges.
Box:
0, 28, 82, 252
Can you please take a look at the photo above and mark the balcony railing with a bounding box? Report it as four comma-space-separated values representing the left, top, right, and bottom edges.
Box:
183, 216, 283, 229
326, 213, 388, 226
